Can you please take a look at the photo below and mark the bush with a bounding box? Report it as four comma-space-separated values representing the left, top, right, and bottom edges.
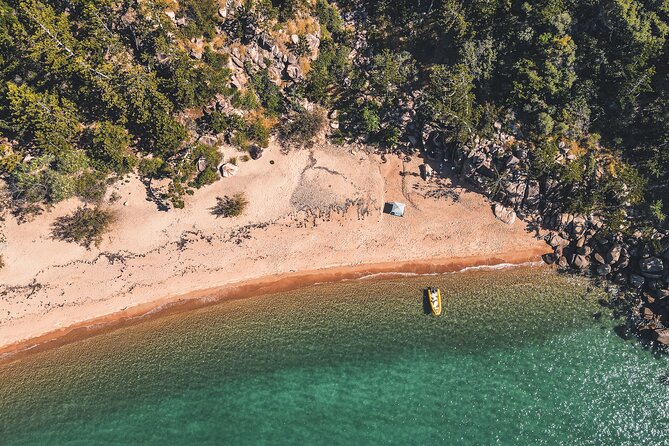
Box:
139, 158, 165, 177
193, 168, 219, 188
280, 107, 327, 147
86, 122, 134, 175
75, 171, 107, 203
211, 193, 248, 218
52, 207, 116, 249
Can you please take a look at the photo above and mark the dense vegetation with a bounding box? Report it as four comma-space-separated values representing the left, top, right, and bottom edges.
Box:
0, 0, 667, 240
312, 0, 668, 234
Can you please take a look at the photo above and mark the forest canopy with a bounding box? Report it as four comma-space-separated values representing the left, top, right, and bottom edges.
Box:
0, 0, 666, 233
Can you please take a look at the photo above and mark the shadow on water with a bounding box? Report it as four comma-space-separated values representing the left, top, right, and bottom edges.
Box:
421, 289, 432, 315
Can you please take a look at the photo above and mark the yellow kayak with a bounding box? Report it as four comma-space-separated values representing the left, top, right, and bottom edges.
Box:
427, 287, 442, 316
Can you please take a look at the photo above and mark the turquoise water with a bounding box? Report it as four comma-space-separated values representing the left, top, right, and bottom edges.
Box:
0, 267, 668, 445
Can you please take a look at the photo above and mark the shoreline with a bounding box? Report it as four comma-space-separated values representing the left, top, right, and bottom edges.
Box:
0, 248, 545, 365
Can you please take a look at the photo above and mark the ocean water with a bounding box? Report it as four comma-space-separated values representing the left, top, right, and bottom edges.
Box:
0, 267, 668, 445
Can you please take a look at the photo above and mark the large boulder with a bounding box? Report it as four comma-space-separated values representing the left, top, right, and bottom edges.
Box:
493, 203, 516, 225
629, 274, 646, 288
504, 180, 527, 208
571, 216, 587, 237
249, 145, 263, 160
593, 252, 606, 264
572, 254, 589, 270
199, 134, 218, 147
606, 244, 622, 264
557, 213, 574, 231
640, 257, 665, 278
546, 233, 569, 250
524, 179, 541, 209
596, 264, 612, 276
644, 328, 669, 345
542, 253, 558, 265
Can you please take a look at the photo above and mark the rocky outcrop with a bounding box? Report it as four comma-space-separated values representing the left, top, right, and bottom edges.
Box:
407, 122, 669, 346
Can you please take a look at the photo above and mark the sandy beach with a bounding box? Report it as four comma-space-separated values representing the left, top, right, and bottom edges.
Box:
0, 142, 547, 359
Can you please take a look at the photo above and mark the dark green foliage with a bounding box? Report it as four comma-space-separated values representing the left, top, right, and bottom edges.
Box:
306, 39, 351, 104
315, 0, 346, 41
0, 0, 233, 210
280, 107, 327, 147
211, 193, 248, 218
190, 144, 222, 189
52, 206, 115, 249
86, 122, 135, 175
249, 67, 284, 116
75, 170, 107, 203
138, 158, 164, 178
179, 0, 222, 39
205, 112, 271, 149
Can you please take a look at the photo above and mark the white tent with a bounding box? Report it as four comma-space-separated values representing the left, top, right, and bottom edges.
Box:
386, 202, 405, 217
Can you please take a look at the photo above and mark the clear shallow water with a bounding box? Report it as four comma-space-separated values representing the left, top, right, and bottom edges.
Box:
0, 267, 668, 445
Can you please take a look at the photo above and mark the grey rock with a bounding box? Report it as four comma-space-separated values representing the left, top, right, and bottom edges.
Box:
198, 135, 218, 147
557, 213, 574, 230
493, 203, 516, 225
614, 273, 628, 285
542, 253, 558, 265
649, 288, 669, 300
505, 180, 527, 207
577, 246, 592, 256
647, 280, 664, 291
572, 254, 589, 270
629, 274, 646, 288
558, 256, 569, 268
606, 244, 622, 264
196, 157, 207, 173
596, 264, 611, 276
546, 233, 569, 249
285, 64, 302, 80
646, 328, 669, 345
593, 252, 605, 264
571, 216, 587, 236
524, 179, 541, 208
249, 145, 263, 160
640, 257, 664, 274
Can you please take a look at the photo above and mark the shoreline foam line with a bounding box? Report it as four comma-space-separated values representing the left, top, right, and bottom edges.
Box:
0, 248, 547, 365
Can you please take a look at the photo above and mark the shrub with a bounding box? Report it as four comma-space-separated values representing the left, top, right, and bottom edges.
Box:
86, 122, 134, 175
139, 158, 165, 177
193, 168, 219, 188
280, 107, 327, 147
76, 171, 108, 203
211, 193, 248, 218
52, 207, 116, 249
